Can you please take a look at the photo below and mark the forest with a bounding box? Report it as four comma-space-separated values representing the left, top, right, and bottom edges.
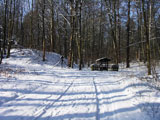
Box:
0, 0, 160, 74
0, 1, 160, 119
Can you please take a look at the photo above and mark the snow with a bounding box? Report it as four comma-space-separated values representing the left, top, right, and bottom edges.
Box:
0, 49, 160, 120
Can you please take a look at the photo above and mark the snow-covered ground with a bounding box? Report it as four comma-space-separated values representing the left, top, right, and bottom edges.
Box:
0, 49, 160, 120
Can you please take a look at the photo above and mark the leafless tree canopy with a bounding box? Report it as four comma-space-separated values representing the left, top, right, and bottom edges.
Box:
0, 0, 160, 73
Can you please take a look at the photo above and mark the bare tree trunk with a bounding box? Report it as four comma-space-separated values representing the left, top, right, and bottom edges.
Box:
126, 0, 130, 68
68, 0, 75, 68
148, 0, 152, 74
136, 3, 144, 62
85, 10, 89, 66
142, 0, 151, 75
118, 0, 121, 63
78, 0, 82, 70
20, 1, 24, 46
6, 0, 12, 58
3, 0, 8, 55
27, 0, 33, 48
0, 26, 2, 64
30, 0, 34, 48
7, 0, 16, 58
91, 12, 95, 63
50, 0, 55, 52
57, 13, 62, 54
113, 0, 118, 64
98, 0, 103, 58
36, 0, 40, 47
42, 0, 46, 61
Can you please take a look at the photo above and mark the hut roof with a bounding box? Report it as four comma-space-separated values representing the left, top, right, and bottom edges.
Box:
96, 57, 111, 63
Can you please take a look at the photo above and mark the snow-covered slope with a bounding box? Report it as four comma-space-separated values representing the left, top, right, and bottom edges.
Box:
0, 49, 160, 120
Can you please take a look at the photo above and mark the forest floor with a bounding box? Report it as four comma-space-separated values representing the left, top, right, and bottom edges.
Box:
0, 49, 160, 120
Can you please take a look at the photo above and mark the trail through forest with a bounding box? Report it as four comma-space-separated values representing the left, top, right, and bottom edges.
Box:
0, 49, 160, 120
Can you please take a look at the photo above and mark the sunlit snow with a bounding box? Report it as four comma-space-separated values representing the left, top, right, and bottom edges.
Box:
0, 49, 160, 120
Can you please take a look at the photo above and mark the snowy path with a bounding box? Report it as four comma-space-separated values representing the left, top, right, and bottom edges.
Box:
0, 49, 160, 120
0, 70, 151, 120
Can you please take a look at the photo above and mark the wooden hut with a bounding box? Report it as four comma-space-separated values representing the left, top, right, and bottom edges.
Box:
91, 57, 111, 71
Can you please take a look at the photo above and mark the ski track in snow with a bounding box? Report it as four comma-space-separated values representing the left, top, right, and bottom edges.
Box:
93, 78, 100, 120
93, 77, 120, 120
0, 49, 160, 120
32, 79, 75, 120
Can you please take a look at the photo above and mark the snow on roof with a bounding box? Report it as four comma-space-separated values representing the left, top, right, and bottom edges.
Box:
96, 57, 111, 62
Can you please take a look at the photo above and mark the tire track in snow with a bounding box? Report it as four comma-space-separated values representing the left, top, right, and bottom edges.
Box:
108, 88, 118, 120
32, 79, 75, 120
46, 77, 96, 120
93, 78, 100, 120
93, 77, 120, 120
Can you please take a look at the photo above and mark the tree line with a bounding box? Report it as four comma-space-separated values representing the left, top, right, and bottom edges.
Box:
0, 0, 160, 74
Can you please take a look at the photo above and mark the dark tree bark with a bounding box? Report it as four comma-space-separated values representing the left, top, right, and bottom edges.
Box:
3, 0, 8, 55
30, 0, 34, 48
7, 0, 16, 58
20, 1, 24, 46
117, 0, 121, 63
50, 0, 55, 52
0, 26, 3, 64
126, 0, 131, 68
42, 0, 46, 61
78, 0, 82, 70
142, 0, 151, 75
68, 0, 75, 68
36, 0, 40, 47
